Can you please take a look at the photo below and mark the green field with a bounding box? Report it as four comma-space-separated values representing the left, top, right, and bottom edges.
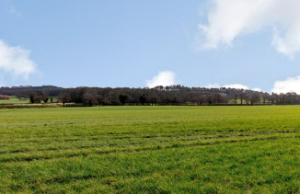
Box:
0, 96, 29, 104
1, 106, 300, 193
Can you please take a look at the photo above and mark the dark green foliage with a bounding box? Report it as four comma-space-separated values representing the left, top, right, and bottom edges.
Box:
43, 97, 49, 103
119, 94, 128, 105
140, 95, 147, 105
29, 93, 35, 103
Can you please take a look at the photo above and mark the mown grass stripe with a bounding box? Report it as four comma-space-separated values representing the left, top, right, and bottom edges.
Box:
1, 133, 298, 164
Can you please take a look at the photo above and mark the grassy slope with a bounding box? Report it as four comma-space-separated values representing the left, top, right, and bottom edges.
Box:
1, 106, 300, 193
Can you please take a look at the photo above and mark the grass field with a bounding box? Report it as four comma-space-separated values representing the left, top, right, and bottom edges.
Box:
0, 96, 58, 104
1, 106, 300, 193
0, 96, 29, 104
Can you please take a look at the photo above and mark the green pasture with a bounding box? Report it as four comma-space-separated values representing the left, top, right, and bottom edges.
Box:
1, 106, 300, 193
0, 96, 58, 104
0, 96, 28, 104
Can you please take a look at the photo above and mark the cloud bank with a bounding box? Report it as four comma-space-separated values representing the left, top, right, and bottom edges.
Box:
200, 0, 300, 57
206, 83, 261, 91
272, 76, 300, 94
0, 39, 37, 81
146, 71, 176, 88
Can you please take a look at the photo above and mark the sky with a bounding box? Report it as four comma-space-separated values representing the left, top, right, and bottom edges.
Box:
1, 0, 300, 93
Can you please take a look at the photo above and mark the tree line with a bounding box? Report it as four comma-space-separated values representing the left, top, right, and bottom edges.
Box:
1, 85, 300, 106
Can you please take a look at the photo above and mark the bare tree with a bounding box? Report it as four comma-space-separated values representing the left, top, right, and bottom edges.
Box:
58, 94, 71, 106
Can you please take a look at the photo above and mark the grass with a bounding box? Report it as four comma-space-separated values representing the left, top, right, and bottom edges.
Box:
1, 106, 300, 193
0, 96, 29, 104
0, 96, 58, 104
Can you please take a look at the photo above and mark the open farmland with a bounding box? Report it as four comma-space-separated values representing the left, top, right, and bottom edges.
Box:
1, 106, 300, 193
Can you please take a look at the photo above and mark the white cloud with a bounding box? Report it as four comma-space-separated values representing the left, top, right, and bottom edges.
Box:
146, 71, 176, 88
200, 0, 300, 57
272, 76, 300, 94
252, 88, 262, 92
206, 83, 261, 91
0, 39, 37, 80
223, 84, 249, 90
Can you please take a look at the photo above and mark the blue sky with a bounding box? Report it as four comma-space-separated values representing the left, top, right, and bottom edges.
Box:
1, 0, 300, 93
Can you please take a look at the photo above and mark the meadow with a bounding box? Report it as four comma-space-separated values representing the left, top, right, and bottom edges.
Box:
1, 106, 300, 193
0, 96, 28, 104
